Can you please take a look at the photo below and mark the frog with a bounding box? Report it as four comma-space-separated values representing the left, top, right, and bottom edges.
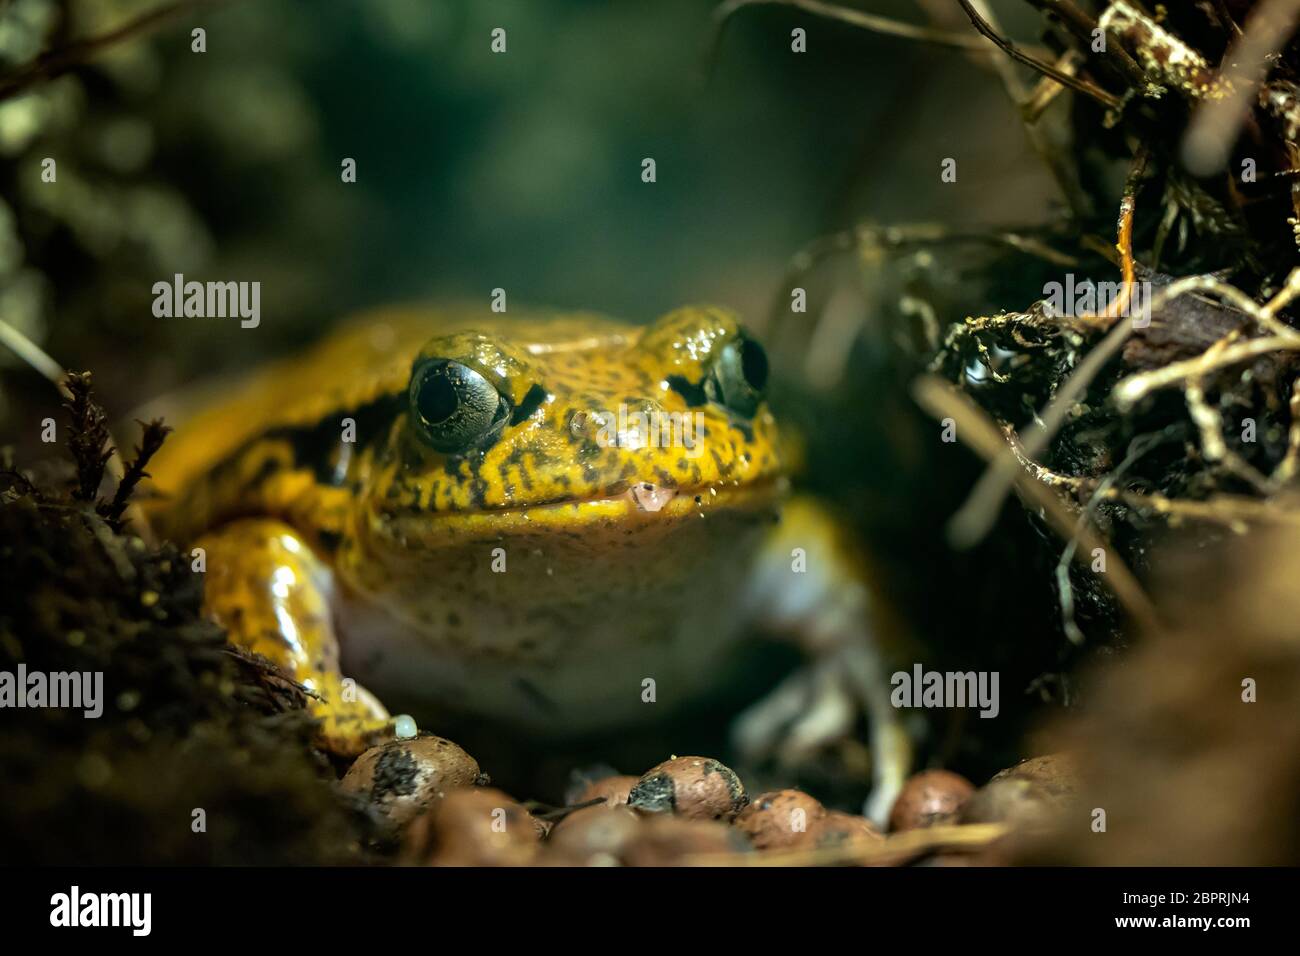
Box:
143, 304, 911, 820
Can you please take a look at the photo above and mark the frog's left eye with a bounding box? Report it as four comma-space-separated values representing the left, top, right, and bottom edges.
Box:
408, 359, 509, 453
707, 334, 769, 417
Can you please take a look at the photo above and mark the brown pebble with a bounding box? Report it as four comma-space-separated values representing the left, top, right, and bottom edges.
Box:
734, 789, 826, 850
575, 774, 639, 807
963, 754, 1079, 836
626, 756, 748, 822
406, 787, 544, 866
623, 815, 748, 866
889, 769, 975, 832
546, 806, 643, 865
551, 774, 641, 835
990, 753, 1079, 801
805, 811, 884, 851
339, 734, 480, 830
961, 778, 1053, 827
545, 806, 746, 866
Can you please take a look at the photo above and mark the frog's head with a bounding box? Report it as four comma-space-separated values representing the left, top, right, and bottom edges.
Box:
361, 306, 785, 548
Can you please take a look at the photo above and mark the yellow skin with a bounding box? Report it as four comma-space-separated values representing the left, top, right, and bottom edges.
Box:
145, 305, 909, 814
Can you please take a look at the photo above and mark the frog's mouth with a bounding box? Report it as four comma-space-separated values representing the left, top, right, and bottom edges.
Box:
376, 476, 786, 543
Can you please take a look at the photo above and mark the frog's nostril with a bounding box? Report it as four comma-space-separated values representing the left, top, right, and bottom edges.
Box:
628, 482, 677, 513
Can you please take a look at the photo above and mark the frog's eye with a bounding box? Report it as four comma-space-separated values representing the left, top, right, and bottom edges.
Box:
707, 334, 768, 417
408, 359, 509, 453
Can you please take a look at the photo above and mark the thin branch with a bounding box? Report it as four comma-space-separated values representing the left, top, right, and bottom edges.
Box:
1021, 50, 1080, 122
785, 221, 1080, 276
1055, 428, 1175, 645
956, 0, 1121, 109
1213, 0, 1246, 37
1022, 0, 1147, 88
1114, 332, 1300, 408
770, 221, 1079, 387
966, 0, 1089, 217
1183, 371, 1273, 493
913, 375, 1160, 636
0, 0, 228, 103
711, 0, 997, 56
1017, 458, 1300, 531
0, 313, 66, 387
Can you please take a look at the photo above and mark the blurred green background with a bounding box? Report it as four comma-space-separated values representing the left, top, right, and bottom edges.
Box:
0, 0, 1052, 422
0, 0, 1076, 787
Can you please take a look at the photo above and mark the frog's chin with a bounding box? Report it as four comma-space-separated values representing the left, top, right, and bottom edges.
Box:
376, 476, 787, 545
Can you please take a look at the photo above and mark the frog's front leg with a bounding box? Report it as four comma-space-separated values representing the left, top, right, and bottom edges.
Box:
735, 497, 912, 825
195, 518, 393, 757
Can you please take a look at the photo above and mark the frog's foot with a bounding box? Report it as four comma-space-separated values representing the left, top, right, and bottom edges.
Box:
732, 643, 911, 827
732, 657, 855, 767
196, 518, 396, 758
310, 673, 396, 758
740, 495, 914, 826
840, 642, 913, 826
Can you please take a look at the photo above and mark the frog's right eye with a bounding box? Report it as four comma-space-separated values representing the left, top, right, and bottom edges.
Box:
408, 359, 509, 454
707, 334, 768, 418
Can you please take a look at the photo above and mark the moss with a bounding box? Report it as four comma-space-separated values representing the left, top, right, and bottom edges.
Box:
0, 374, 372, 864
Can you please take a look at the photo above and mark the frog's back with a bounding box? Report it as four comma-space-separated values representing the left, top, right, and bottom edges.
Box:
144, 304, 634, 531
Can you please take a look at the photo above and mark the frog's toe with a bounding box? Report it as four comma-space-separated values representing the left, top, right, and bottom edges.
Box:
315, 709, 395, 758
732, 660, 854, 764
311, 678, 395, 758
862, 720, 911, 826
731, 666, 816, 762
776, 675, 855, 765
733, 650, 912, 827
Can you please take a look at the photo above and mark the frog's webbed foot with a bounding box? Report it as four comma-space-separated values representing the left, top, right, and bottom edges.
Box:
732, 642, 911, 826
196, 518, 395, 758
733, 655, 855, 767
311, 673, 393, 757
735, 497, 913, 826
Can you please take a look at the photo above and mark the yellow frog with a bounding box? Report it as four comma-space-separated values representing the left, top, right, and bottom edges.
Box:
144, 304, 910, 818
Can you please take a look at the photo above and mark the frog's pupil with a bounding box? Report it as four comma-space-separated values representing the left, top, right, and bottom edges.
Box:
418, 371, 459, 425
741, 339, 768, 391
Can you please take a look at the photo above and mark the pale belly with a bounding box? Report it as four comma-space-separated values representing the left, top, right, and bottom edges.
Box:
334, 507, 778, 736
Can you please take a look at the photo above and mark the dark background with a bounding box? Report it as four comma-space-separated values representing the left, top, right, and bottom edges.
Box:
0, 0, 1073, 792
0, 0, 1053, 410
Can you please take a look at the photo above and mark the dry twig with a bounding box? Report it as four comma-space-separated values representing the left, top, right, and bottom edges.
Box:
683, 822, 1008, 866
948, 146, 1149, 548
913, 375, 1160, 636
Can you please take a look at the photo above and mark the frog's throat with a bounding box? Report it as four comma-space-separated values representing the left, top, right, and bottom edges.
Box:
373, 476, 786, 542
